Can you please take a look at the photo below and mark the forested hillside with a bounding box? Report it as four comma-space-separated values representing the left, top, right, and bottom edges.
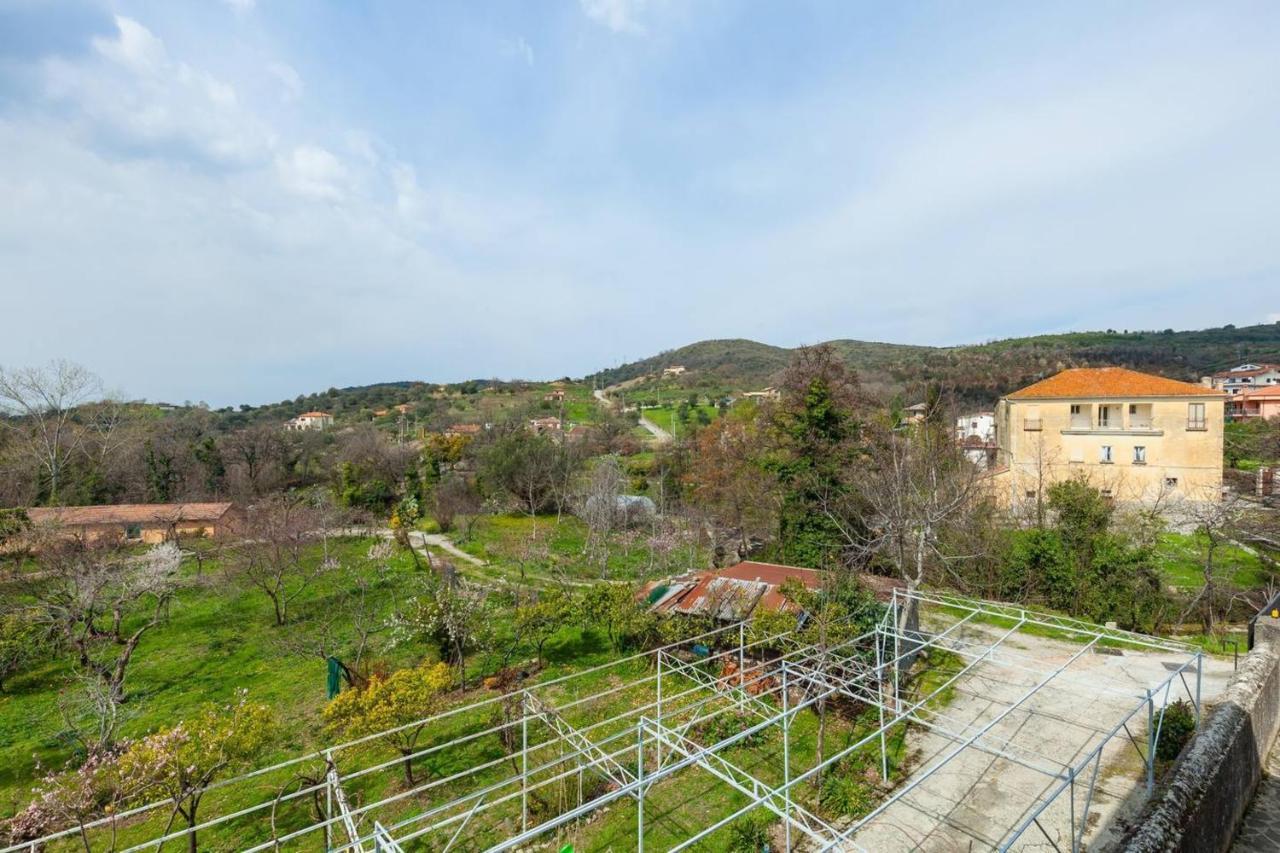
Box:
586, 322, 1280, 405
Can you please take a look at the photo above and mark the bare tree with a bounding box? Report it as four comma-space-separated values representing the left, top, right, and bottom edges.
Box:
25, 539, 182, 706
835, 416, 983, 632
0, 360, 102, 503
580, 456, 625, 574
1173, 492, 1250, 635
222, 424, 291, 497
226, 495, 333, 626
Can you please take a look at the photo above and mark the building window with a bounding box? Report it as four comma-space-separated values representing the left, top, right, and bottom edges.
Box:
1024, 490, 1037, 499
1070, 404, 1081, 415
1100, 445, 1113, 463
1098, 406, 1112, 428
1101, 488, 1113, 498
1133, 446, 1146, 464
1165, 477, 1179, 488
125, 524, 142, 540
1188, 403, 1206, 430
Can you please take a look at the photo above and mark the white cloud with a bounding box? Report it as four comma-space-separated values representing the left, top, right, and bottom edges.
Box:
266, 62, 303, 101
91, 16, 166, 70
44, 16, 274, 166
579, 0, 647, 34
276, 145, 347, 200
222, 0, 256, 13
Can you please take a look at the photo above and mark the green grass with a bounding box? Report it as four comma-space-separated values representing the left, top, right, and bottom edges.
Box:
0, 537, 431, 817
1155, 532, 1271, 590
641, 405, 719, 437
450, 513, 706, 585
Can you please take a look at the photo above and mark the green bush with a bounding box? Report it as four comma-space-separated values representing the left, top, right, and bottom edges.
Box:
1156, 699, 1197, 762
820, 767, 878, 818
727, 808, 776, 852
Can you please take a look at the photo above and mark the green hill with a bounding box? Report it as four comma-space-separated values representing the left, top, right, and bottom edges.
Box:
585, 322, 1280, 406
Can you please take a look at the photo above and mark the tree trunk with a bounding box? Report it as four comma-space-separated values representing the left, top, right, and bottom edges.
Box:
401, 751, 416, 785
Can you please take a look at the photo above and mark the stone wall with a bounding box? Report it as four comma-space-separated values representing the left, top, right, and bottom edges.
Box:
1121, 617, 1280, 852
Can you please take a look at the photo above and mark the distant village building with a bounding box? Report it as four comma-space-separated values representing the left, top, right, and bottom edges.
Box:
741, 387, 781, 402
285, 411, 333, 431
394, 403, 412, 414
1229, 388, 1280, 421
662, 365, 687, 377
528, 416, 563, 436
902, 402, 929, 424
443, 423, 483, 439
543, 388, 566, 402
26, 502, 244, 544
956, 412, 997, 468
1207, 363, 1280, 395
990, 367, 1225, 504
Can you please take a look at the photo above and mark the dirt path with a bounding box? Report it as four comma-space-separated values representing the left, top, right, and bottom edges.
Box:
406, 530, 486, 566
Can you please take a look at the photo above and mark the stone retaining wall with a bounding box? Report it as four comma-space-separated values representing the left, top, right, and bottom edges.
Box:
1121, 617, 1280, 852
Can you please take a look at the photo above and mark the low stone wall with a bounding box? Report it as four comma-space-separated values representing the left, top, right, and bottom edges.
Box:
1121, 617, 1280, 853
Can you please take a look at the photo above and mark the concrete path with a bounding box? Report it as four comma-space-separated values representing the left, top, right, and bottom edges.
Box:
845, 620, 1234, 852
636, 414, 673, 443
1231, 747, 1280, 850
406, 530, 486, 566
594, 387, 673, 443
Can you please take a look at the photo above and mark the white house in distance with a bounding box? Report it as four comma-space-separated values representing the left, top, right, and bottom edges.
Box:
285, 411, 334, 431
1207, 363, 1280, 395
662, 365, 687, 377
956, 411, 997, 468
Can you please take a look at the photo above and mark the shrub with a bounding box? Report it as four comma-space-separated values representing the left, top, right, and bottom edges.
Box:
820, 768, 878, 818
727, 807, 776, 852
1156, 699, 1197, 762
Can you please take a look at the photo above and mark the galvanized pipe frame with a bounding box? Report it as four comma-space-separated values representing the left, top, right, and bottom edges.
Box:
248, 622, 893, 853
7, 591, 1204, 853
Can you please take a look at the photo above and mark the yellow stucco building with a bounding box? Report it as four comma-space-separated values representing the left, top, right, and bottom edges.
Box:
991, 367, 1225, 505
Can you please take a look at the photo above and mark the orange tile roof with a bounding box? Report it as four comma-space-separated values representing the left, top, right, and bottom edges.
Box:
1006, 367, 1222, 400
297, 411, 331, 418
27, 502, 238, 526
1239, 387, 1280, 400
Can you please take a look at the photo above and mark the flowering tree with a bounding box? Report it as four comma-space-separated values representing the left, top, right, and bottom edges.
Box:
116, 692, 274, 853
323, 662, 452, 784
25, 540, 182, 706
393, 580, 494, 688
3, 746, 134, 851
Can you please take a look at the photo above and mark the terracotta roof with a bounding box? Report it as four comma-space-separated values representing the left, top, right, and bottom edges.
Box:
1238, 387, 1280, 400
27, 502, 238, 526
297, 411, 331, 418
1006, 368, 1222, 400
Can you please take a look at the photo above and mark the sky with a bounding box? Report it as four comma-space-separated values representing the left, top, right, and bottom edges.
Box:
2, 1, 1279, 406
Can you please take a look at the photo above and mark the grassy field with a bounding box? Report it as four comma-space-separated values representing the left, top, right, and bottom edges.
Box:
1155, 532, 1271, 590
447, 513, 707, 585
0, 537, 430, 815
641, 404, 720, 437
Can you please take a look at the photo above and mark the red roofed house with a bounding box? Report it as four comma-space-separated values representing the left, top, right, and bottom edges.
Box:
26, 502, 245, 544
1228, 387, 1280, 422
285, 411, 333, 431
991, 367, 1225, 505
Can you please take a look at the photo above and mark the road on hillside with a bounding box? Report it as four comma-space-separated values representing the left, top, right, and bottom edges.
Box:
594, 388, 672, 443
